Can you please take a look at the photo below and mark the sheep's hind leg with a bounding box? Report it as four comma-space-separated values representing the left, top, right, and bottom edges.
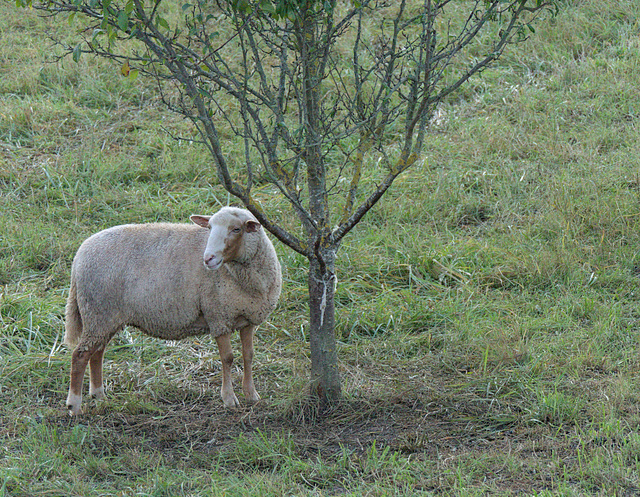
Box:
240, 325, 260, 403
89, 347, 106, 400
215, 333, 240, 408
66, 345, 99, 416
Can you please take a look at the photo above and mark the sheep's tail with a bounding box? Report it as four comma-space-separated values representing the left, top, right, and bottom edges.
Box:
64, 276, 83, 348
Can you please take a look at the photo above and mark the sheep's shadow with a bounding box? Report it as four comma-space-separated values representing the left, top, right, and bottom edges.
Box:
48, 392, 519, 462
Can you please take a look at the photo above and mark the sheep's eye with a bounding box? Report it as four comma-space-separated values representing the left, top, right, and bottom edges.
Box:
231, 227, 241, 233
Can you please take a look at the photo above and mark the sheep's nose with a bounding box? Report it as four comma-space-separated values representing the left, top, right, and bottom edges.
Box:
204, 254, 223, 270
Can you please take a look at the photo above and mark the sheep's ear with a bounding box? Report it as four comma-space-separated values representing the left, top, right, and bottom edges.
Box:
245, 220, 261, 233
190, 215, 211, 228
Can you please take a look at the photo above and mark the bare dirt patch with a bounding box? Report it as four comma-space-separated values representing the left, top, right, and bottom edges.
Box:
43, 392, 523, 465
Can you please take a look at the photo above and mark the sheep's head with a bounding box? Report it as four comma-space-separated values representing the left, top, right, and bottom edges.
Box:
191, 208, 261, 270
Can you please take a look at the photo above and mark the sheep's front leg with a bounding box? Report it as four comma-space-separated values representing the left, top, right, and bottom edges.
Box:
240, 325, 260, 403
215, 333, 239, 408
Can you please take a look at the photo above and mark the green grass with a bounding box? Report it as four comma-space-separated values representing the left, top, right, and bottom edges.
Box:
2, 0, 640, 495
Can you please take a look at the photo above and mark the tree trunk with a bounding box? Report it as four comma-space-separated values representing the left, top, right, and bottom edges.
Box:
295, 5, 341, 405
308, 252, 342, 404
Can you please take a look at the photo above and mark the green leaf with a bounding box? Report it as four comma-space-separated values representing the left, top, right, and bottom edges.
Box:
117, 10, 129, 31
91, 28, 104, 42
72, 43, 82, 62
259, 0, 276, 15
198, 87, 213, 99
230, 0, 250, 14
156, 15, 170, 30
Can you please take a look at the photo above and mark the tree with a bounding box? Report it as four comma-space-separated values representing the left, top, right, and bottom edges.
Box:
19, 0, 557, 406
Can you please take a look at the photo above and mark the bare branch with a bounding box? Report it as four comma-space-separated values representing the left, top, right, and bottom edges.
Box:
29, 0, 556, 258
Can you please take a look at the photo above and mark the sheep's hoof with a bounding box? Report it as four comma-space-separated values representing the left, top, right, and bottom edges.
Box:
222, 392, 240, 408
90, 386, 106, 400
245, 391, 261, 404
67, 403, 82, 416
66, 393, 82, 416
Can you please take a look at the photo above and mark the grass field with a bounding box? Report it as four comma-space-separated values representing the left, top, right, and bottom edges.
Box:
2, 1, 640, 495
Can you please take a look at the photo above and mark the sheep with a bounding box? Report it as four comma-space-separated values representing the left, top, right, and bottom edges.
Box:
64, 206, 282, 416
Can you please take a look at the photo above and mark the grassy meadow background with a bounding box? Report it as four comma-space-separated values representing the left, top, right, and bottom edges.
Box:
2, 0, 640, 495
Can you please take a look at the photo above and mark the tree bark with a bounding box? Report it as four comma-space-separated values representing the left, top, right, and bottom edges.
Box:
294, 5, 342, 404
308, 252, 341, 404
